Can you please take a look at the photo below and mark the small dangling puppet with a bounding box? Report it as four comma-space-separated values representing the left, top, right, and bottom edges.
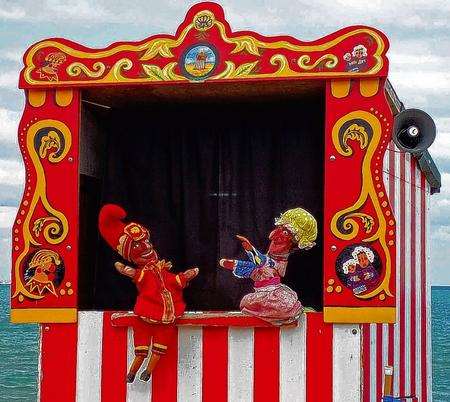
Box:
98, 204, 198, 383
219, 207, 317, 325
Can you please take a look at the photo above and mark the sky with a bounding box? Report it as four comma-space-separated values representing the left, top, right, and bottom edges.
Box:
0, 0, 449, 284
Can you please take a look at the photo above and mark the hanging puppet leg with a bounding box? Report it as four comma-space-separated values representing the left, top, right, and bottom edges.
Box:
139, 348, 163, 381
127, 354, 146, 383
139, 325, 177, 382
128, 319, 153, 383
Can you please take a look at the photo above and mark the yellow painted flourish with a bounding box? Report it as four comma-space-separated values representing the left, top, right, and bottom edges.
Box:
330, 111, 392, 299
66, 61, 106, 78
142, 62, 185, 81
13, 119, 71, 300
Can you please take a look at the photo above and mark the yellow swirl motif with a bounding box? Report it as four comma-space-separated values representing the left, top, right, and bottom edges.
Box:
66, 61, 106, 78
346, 213, 375, 233
104, 58, 133, 81
13, 119, 71, 300
269, 54, 298, 77
298, 54, 338, 70
330, 111, 392, 299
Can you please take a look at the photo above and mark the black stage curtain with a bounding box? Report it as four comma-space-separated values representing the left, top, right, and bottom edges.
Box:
80, 98, 324, 311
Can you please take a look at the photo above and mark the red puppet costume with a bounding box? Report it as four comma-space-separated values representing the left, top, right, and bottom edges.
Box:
98, 204, 198, 383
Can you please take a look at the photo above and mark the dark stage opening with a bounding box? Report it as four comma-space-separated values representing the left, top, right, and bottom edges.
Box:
78, 88, 324, 312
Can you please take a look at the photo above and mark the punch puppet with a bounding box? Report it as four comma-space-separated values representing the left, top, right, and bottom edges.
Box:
98, 204, 198, 382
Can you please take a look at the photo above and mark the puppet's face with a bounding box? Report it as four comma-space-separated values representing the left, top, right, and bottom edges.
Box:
348, 263, 357, 274
268, 226, 295, 255
129, 237, 158, 266
357, 252, 369, 268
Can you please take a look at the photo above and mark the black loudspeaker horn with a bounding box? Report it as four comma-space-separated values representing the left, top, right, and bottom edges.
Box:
393, 108, 436, 154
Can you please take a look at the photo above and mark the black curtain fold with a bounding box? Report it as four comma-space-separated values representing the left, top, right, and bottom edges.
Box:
80, 98, 324, 311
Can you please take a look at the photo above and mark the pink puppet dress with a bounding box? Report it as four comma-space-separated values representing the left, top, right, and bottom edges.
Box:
220, 208, 317, 325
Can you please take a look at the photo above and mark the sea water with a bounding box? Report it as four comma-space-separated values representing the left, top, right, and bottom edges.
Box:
0, 284, 448, 401
432, 286, 450, 402
0, 285, 38, 402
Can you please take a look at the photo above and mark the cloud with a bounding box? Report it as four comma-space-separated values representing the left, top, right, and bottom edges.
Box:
0, 0, 181, 25
0, 0, 443, 31
0, 207, 17, 282
220, 0, 450, 35
0, 70, 19, 90
0, 159, 24, 187
0, 206, 17, 229
43, 0, 115, 22
390, 70, 450, 93
0, 0, 107, 22
0, 229, 12, 282
430, 172, 450, 220
429, 118, 450, 161
0, 185, 23, 207
0, 5, 26, 20
0, 108, 20, 145
0, 49, 22, 63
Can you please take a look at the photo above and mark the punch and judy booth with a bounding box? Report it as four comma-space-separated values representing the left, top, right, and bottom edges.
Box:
10, 2, 439, 401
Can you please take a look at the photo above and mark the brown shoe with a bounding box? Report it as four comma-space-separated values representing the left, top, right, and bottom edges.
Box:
126, 372, 136, 383
139, 370, 151, 382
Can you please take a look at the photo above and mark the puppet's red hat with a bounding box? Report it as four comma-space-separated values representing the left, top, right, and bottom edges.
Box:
98, 204, 149, 260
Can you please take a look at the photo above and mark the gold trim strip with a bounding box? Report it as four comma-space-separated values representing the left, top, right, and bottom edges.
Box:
136, 269, 145, 283
10, 308, 77, 323
55, 89, 74, 107
360, 78, 380, 97
28, 90, 46, 107
331, 79, 351, 98
175, 274, 182, 287
324, 307, 396, 323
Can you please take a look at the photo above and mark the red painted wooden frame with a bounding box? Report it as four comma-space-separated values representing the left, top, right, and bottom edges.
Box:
11, 1, 395, 323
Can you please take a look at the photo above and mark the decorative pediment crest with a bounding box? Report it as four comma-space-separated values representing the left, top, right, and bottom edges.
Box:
20, 2, 389, 88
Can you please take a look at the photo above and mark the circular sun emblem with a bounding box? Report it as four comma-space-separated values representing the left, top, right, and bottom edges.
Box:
194, 11, 214, 31
181, 43, 218, 81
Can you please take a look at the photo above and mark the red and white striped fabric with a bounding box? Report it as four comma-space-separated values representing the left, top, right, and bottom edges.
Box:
361, 143, 432, 402
38, 312, 361, 402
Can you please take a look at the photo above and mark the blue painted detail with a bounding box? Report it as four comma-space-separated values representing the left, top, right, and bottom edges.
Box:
233, 260, 257, 278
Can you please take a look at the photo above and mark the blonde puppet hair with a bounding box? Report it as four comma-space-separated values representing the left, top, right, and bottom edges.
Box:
275, 207, 318, 249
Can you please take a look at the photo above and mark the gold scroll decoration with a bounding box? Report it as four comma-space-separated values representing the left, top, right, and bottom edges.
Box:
330, 111, 392, 299
13, 120, 71, 300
